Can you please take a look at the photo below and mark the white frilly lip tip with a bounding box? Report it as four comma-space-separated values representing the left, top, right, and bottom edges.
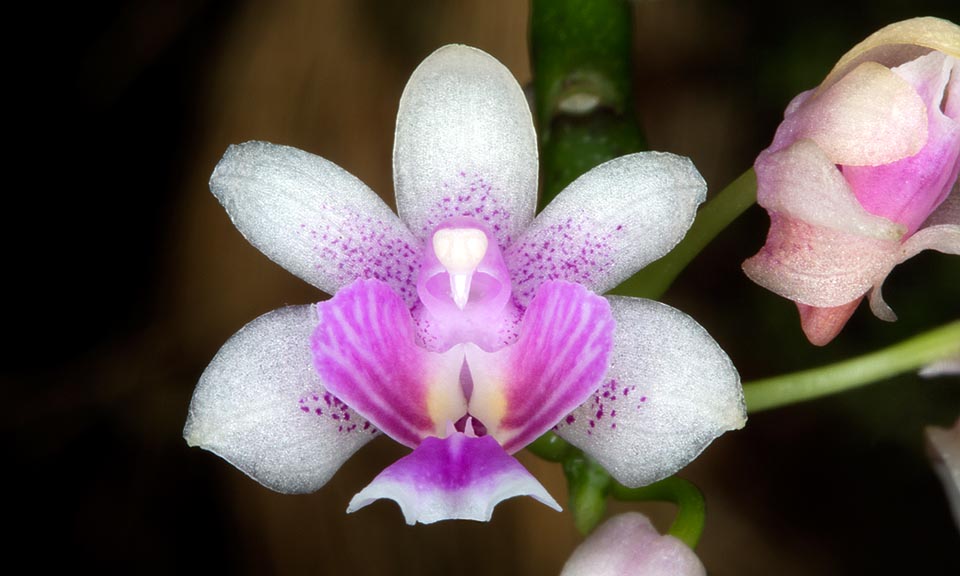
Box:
345, 434, 560, 525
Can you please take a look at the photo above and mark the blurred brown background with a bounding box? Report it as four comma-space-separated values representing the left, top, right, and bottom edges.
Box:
10, 0, 958, 574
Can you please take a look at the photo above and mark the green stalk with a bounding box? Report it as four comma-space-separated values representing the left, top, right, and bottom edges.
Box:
526, 431, 573, 462
744, 321, 960, 412
531, 0, 645, 208
611, 477, 706, 549
563, 452, 614, 535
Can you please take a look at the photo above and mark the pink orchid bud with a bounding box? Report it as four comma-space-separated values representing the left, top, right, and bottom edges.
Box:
743, 17, 960, 345
560, 512, 705, 576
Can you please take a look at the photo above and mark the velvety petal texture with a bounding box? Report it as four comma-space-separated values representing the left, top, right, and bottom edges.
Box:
184, 306, 378, 494
347, 432, 560, 525
560, 512, 706, 576
394, 44, 538, 248
556, 297, 745, 488
466, 281, 615, 453
506, 153, 706, 305
777, 62, 927, 166
211, 142, 423, 305
311, 280, 465, 448
744, 17, 960, 345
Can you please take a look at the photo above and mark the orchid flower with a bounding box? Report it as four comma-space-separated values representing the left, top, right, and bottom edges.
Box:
183, 45, 745, 524
743, 17, 960, 345
560, 512, 705, 576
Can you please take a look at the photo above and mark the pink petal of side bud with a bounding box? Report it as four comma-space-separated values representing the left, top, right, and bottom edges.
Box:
560, 512, 705, 576
797, 299, 863, 347
744, 17, 960, 345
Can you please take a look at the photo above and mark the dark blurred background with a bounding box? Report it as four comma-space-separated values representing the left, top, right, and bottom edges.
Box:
9, 1, 958, 574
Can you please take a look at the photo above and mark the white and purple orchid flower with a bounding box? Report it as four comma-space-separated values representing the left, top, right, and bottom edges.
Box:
183, 45, 745, 525
743, 17, 960, 345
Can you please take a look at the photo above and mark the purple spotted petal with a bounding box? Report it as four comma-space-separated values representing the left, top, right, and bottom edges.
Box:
184, 305, 378, 494
467, 281, 615, 453
311, 279, 466, 448
556, 297, 744, 488
210, 141, 423, 305
394, 45, 538, 248
347, 431, 560, 525
505, 153, 706, 305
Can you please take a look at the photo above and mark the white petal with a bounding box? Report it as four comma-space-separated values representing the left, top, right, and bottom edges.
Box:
211, 141, 422, 305
393, 45, 538, 247
184, 305, 378, 494
505, 153, 706, 305
346, 433, 559, 525
561, 512, 706, 576
556, 297, 745, 488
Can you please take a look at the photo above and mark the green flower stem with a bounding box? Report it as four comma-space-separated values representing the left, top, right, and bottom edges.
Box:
612, 167, 757, 299
563, 451, 613, 534
611, 477, 706, 549
526, 431, 574, 462
744, 320, 960, 413
531, 0, 645, 208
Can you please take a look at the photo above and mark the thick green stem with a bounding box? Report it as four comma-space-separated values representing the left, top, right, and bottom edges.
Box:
744, 321, 960, 412
612, 167, 757, 299
531, 0, 645, 208
611, 477, 706, 549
